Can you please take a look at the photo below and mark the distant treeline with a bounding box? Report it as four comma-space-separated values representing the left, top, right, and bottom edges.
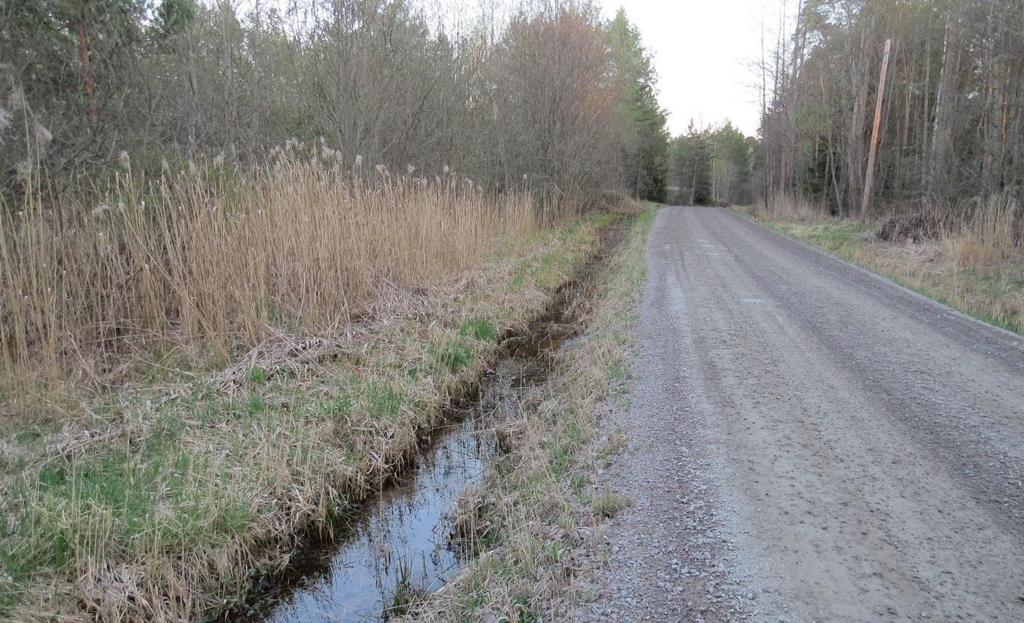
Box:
760, 0, 1024, 222
0, 0, 669, 205
670, 121, 755, 206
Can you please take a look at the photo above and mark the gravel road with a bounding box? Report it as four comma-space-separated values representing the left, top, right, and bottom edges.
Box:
577, 206, 1024, 622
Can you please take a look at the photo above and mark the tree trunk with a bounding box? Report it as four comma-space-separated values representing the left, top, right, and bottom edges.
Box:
783, 0, 806, 191
982, 2, 1004, 194
920, 5, 933, 190
861, 39, 892, 219
929, 13, 962, 202
845, 71, 868, 216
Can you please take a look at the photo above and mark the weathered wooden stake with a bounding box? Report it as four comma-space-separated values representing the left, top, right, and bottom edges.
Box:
861, 38, 892, 219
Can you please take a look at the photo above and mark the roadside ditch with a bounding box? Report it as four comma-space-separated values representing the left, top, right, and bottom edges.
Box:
227, 217, 631, 623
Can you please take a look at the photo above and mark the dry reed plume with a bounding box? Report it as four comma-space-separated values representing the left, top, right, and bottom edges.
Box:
0, 176, 595, 622
0, 156, 536, 393
755, 192, 826, 221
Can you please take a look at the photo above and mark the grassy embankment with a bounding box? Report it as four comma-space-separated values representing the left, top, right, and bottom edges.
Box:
742, 195, 1024, 335
408, 206, 656, 621
0, 156, 614, 621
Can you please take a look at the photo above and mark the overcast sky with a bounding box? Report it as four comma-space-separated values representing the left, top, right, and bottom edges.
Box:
599, 0, 770, 137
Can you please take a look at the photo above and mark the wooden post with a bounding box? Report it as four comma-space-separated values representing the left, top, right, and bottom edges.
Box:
861, 38, 892, 219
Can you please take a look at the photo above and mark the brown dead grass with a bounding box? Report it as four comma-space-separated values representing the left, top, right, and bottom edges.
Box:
0, 154, 538, 395
941, 194, 1022, 270
0, 214, 600, 622
750, 193, 1024, 335
0, 150, 605, 622
754, 192, 820, 220
862, 238, 952, 276
406, 207, 655, 621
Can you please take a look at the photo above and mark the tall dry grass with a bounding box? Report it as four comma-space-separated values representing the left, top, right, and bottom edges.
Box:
755, 192, 819, 220
760, 192, 1022, 273
750, 192, 1023, 334
0, 156, 538, 391
941, 194, 1023, 270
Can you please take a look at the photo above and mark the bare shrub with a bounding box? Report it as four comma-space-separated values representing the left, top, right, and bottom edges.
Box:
874, 212, 942, 243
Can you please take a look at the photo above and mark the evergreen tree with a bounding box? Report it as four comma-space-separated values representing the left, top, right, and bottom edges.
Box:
709, 122, 752, 204
606, 8, 669, 202
671, 122, 712, 205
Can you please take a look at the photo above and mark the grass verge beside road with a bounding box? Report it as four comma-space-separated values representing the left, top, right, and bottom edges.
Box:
0, 213, 614, 622
409, 206, 656, 621
741, 207, 1024, 335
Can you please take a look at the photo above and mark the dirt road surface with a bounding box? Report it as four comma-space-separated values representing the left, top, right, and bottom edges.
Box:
578, 207, 1024, 622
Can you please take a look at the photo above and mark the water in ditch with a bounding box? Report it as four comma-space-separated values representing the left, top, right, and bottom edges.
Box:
264, 414, 488, 622
249, 221, 624, 623
255, 338, 561, 622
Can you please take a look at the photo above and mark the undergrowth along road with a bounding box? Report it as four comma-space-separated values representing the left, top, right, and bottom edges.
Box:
406, 206, 657, 621
741, 207, 1024, 335
0, 211, 620, 622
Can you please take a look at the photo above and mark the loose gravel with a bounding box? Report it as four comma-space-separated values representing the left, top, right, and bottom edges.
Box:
574, 207, 1024, 622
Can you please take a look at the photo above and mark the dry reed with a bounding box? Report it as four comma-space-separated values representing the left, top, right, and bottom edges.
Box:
941, 194, 1022, 270
750, 192, 1023, 334
0, 198, 597, 623
0, 156, 537, 392
754, 192, 820, 220
759, 192, 1022, 272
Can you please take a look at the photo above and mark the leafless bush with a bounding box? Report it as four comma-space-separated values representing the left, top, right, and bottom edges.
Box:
1, 1, 647, 208
874, 212, 942, 243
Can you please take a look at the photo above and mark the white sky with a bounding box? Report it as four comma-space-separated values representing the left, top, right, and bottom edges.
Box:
598, 1, 770, 137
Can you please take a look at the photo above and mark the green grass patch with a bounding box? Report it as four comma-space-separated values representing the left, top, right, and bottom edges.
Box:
318, 393, 355, 416
0, 213, 606, 621
460, 317, 499, 343
248, 366, 269, 385
364, 381, 407, 421
755, 212, 1024, 335
434, 340, 474, 373
8, 440, 252, 587
591, 487, 632, 519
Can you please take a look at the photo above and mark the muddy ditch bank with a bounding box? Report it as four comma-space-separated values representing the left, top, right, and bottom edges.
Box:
227, 217, 630, 623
